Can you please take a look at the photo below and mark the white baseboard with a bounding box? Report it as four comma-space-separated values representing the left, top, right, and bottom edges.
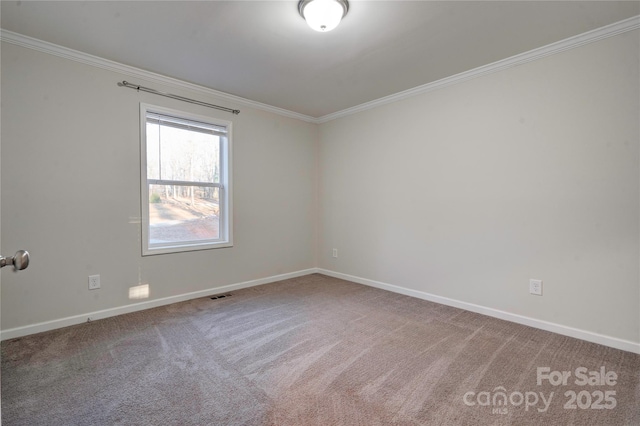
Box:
317, 268, 640, 355
4, 267, 638, 355
0, 268, 317, 341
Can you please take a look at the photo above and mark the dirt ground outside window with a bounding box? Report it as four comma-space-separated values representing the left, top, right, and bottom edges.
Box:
148, 199, 219, 243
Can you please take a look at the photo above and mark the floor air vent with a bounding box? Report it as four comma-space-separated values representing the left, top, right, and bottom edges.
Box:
210, 293, 233, 300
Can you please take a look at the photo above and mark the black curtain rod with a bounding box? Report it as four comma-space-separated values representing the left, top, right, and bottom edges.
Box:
117, 81, 240, 115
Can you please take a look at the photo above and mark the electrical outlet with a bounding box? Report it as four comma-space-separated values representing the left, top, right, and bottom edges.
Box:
89, 274, 101, 290
332, 248, 338, 258
529, 279, 542, 296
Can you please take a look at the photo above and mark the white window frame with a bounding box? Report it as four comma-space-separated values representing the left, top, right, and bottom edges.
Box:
140, 103, 233, 255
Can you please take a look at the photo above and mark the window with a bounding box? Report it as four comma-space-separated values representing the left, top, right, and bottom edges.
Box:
140, 104, 232, 255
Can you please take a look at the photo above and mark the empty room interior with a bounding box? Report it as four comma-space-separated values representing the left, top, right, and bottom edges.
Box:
1, 1, 639, 424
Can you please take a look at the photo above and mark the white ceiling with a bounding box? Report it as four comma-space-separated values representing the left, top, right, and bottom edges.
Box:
2, 1, 638, 118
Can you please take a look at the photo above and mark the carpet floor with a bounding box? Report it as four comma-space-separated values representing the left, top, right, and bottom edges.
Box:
2, 274, 639, 425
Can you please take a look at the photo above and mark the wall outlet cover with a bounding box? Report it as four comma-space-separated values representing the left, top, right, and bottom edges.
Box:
89, 274, 101, 290
529, 279, 542, 296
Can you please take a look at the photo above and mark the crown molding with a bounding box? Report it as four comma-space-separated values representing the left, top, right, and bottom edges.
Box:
2, 15, 639, 125
315, 15, 640, 124
0, 29, 317, 123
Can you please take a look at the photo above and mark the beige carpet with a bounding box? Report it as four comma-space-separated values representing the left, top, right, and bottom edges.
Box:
2, 274, 639, 425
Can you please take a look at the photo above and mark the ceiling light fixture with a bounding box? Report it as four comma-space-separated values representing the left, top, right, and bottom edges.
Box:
298, 0, 349, 32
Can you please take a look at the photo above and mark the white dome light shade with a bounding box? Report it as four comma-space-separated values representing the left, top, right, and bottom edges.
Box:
299, 0, 349, 32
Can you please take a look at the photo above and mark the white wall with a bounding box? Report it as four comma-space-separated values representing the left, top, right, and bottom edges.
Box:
2, 28, 638, 350
1, 42, 317, 331
318, 30, 639, 344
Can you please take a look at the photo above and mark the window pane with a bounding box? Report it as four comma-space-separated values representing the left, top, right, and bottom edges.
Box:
147, 122, 160, 180
155, 125, 220, 183
148, 184, 220, 245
